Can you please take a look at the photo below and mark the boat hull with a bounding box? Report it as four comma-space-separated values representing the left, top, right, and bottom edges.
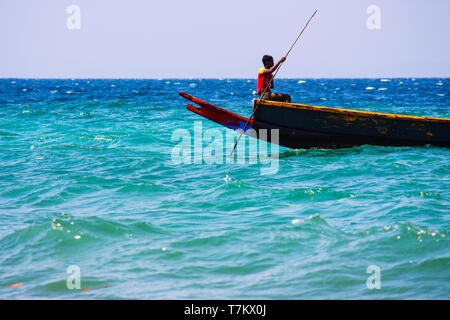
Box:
252, 119, 438, 149
179, 92, 450, 149
253, 99, 450, 148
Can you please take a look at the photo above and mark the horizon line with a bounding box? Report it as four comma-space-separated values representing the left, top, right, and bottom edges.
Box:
0, 76, 448, 80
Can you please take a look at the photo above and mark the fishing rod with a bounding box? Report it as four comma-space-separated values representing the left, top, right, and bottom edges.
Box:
229, 9, 318, 156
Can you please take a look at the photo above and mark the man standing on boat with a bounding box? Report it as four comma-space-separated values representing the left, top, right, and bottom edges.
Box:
257, 55, 291, 103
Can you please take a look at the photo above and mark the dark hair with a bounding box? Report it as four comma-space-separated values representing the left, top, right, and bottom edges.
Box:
262, 55, 273, 67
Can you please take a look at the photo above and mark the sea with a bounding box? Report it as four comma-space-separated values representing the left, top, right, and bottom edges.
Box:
0, 78, 448, 299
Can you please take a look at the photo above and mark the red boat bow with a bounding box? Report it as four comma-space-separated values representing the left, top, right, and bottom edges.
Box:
179, 91, 254, 133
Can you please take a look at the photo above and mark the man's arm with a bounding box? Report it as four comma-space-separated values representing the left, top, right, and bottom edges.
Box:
262, 57, 286, 74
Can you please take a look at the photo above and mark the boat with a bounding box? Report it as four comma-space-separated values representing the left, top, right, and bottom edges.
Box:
179, 91, 450, 149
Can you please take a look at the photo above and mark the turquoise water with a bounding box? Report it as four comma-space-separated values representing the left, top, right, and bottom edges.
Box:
0, 78, 448, 299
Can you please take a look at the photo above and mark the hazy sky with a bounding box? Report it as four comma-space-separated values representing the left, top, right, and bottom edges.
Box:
0, 0, 449, 78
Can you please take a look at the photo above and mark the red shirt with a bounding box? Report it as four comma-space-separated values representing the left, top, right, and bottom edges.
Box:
257, 67, 272, 95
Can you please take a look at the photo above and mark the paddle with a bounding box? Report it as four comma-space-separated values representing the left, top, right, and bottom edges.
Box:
229, 9, 318, 156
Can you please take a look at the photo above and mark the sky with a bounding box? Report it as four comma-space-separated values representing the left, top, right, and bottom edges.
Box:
0, 0, 449, 78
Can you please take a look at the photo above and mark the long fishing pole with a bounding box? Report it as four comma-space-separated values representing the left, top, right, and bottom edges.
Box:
229, 9, 318, 156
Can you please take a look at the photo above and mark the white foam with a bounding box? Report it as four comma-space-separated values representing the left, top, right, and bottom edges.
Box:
291, 218, 304, 225
380, 79, 390, 82
378, 88, 387, 91
365, 87, 376, 90
297, 80, 306, 84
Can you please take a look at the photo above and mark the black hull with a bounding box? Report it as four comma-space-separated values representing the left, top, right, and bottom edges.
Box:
253, 99, 450, 148
252, 119, 450, 149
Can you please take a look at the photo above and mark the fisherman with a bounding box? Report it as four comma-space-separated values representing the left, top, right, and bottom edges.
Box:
257, 55, 291, 103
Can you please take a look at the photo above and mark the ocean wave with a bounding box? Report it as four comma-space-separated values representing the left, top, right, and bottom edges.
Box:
117, 182, 171, 193
0, 215, 169, 251
287, 187, 355, 201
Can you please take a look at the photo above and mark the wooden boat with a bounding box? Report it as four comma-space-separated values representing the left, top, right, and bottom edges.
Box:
179, 91, 450, 149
